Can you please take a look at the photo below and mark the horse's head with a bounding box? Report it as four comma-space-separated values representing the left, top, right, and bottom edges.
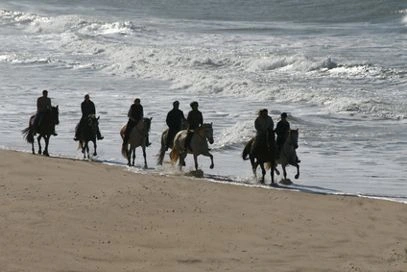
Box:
51, 105, 59, 125
289, 129, 299, 149
86, 114, 99, 131
200, 123, 214, 144
143, 117, 152, 132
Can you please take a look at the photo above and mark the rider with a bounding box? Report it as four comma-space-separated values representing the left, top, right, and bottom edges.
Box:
253, 108, 274, 152
33, 90, 57, 136
74, 94, 104, 141
274, 112, 300, 163
166, 100, 186, 149
122, 98, 151, 147
185, 101, 203, 150
275, 112, 290, 153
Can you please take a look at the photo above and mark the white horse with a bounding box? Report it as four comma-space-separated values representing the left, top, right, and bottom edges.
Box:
169, 123, 214, 171
157, 120, 188, 165
120, 118, 152, 168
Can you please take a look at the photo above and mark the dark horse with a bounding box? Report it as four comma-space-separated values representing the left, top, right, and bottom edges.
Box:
243, 129, 300, 183
274, 129, 300, 180
78, 114, 100, 159
242, 132, 278, 185
22, 106, 59, 156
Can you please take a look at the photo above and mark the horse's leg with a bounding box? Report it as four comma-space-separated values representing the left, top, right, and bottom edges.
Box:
259, 162, 266, 184
86, 142, 90, 159
293, 163, 300, 179
43, 135, 50, 156
82, 142, 87, 159
93, 140, 97, 156
179, 152, 186, 170
249, 154, 257, 176
132, 148, 136, 166
200, 150, 214, 169
270, 163, 275, 185
193, 154, 199, 171
126, 146, 131, 166
282, 164, 287, 180
142, 146, 148, 169
31, 141, 35, 154
37, 136, 42, 155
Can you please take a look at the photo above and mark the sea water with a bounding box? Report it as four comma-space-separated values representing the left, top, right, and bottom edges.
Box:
0, 0, 406, 202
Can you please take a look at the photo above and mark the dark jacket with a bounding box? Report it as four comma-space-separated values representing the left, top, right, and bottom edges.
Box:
187, 109, 203, 130
166, 109, 185, 131
275, 119, 290, 145
37, 96, 51, 113
255, 115, 274, 135
81, 100, 96, 118
128, 104, 144, 123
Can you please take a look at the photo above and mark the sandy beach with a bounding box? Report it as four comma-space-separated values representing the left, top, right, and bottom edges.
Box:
0, 149, 406, 272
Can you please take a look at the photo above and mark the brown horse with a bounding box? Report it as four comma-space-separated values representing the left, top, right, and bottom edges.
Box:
120, 117, 152, 168
242, 131, 278, 185
22, 106, 59, 156
169, 123, 214, 171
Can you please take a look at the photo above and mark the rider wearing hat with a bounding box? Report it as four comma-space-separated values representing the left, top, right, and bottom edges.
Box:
185, 101, 203, 150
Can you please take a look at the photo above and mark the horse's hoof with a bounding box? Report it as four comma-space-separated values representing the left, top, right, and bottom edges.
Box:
93, 153, 97, 156
210, 164, 214, 169
295, 174, 299, 179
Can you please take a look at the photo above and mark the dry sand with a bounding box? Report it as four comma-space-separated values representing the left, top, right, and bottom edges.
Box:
1, 149, 406, 272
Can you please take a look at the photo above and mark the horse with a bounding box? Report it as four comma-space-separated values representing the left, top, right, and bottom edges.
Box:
120, 117, 152, 168
242, 132, 278, 185
78, 114, 100, 159
169, 123, 214, 171
22, 106, 59, 156
157, 120, 188, 165
274, 129, 300, 180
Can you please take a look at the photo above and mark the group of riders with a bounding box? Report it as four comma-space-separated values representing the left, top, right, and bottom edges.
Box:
32, 90, 298, 160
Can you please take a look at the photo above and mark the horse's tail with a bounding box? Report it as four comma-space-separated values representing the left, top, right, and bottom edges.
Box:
157, 130, 169, 165
121, 143, 128, 158
242, 138, 253, 160
169, 148, 179, 164
22, 126, 34, 144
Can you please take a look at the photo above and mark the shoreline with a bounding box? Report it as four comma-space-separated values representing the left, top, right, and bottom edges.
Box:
3, 147, 406, 205
1, 149, 407, 271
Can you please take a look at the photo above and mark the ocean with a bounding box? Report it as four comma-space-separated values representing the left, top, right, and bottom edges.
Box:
1, 0, 406, 202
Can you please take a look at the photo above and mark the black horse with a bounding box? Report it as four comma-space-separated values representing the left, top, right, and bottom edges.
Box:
22, 106, 59, 156
78, 114, 100, 159
242, 132, 278, 185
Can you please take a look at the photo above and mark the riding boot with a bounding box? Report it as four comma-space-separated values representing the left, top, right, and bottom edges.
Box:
52, 128, 58, 136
